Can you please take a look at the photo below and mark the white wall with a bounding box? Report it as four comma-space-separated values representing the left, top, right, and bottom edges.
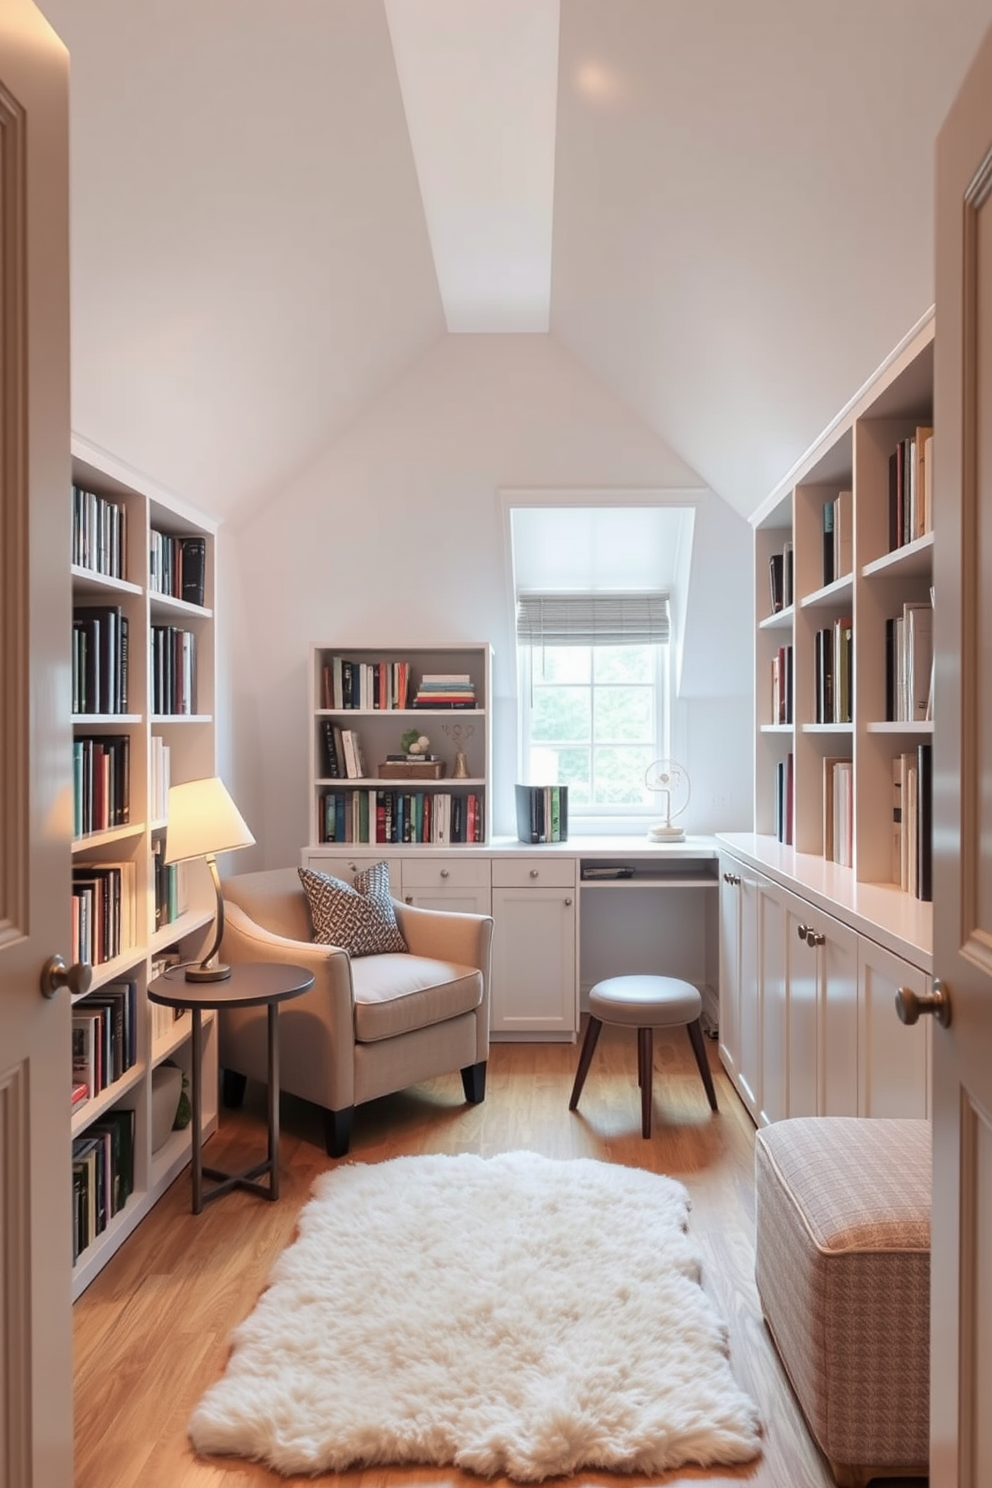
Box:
226, 333, 754, 866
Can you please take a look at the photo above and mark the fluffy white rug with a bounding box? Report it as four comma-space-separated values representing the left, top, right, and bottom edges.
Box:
189, 1150, 762, 1480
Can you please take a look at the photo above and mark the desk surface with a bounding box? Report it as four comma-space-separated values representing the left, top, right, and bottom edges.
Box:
148, 962, 314, 1011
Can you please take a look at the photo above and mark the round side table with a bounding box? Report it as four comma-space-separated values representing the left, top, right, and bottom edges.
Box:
148, 961, 314, 1213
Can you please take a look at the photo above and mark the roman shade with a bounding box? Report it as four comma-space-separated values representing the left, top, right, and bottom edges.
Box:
516, 592, 671, 647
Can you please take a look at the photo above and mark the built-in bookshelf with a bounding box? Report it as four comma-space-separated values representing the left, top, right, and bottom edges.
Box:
308, 642, 492, 850
69, 438, 220, 1298
751, 310, 935, 911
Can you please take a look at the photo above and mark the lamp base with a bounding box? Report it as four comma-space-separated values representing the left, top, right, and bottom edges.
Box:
185, 962, 232, 983
648, 824, 686, 843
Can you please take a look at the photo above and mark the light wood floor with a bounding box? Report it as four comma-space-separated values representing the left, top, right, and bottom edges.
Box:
73, 1026, 924, 1488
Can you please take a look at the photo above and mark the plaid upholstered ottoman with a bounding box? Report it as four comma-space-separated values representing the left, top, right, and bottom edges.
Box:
754, 1117, 930, 1488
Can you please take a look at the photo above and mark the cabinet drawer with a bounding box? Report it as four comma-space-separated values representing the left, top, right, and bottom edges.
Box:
300, 852, 404, 888
491, 857, 576, 889
400, 858, 491, 890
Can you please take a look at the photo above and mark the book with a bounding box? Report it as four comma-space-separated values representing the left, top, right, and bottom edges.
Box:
782, 539, 794, 608
768, 553, 784, 613
891, 755, 903, 885
822, 500, 835, 586
833, 490, 853, 578
180, 536, 206, 606
916, 743, 933, 902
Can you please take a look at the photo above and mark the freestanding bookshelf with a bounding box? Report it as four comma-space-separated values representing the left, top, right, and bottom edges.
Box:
69, 437, 220, 1298
717, 311, 935, 1131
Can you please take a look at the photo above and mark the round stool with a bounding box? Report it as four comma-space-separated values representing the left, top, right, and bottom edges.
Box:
568, 974, 718, 1137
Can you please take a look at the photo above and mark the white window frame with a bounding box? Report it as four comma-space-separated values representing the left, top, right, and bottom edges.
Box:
516, 630, 673, 825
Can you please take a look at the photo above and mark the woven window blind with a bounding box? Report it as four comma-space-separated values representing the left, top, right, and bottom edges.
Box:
516, 592, 671, 647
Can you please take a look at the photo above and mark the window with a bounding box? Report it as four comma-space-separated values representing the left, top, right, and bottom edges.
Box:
517, 592, 671, 814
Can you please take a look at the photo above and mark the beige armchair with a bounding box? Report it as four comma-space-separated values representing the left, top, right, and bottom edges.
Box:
216, 867, 493, 1157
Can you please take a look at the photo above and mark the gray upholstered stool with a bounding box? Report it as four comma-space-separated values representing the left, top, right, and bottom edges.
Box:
569, 973, 718, 1137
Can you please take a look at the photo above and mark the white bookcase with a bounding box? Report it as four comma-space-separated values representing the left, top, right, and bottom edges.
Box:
307, 642, 492, 852
751, 309, 934, 918
69, 437, 220, 1298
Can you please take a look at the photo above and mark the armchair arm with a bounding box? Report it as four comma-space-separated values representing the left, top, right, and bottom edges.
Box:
392, 900, 493, 975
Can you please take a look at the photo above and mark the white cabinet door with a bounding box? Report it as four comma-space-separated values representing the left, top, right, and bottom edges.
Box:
756, 875, 788, 1126
858, 938, 930, 1118
490, 885, 577, 1039
400, 857, 491, 915
717, 857, 742, 1085
736, 862, 765, 1120
813, 908, 860, 1116
784, 893, 820, 1117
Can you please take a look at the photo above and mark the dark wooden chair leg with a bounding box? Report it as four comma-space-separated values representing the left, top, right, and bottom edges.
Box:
686, 1018, 719, 1111
221, 1069, 247, 1108
323, 1105, 354, 1158
461, 1059, 487, 1103
569, 1016, 603, 1111
638, 1027, 653, 1137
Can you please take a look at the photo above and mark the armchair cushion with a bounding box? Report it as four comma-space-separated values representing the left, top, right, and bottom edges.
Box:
351, 953, 484, 1042
298, 862, 407, 957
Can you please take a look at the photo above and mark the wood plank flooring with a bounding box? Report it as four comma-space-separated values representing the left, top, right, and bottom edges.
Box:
73, 1026, 925, 1488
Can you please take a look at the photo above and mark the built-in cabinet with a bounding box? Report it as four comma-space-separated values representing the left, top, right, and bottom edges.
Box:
490, 858, 577, 1039
718, 845, 929, 1124
69, 439, 220, 1298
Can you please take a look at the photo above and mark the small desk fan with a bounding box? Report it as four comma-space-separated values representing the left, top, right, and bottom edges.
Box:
645, 758, 690, 842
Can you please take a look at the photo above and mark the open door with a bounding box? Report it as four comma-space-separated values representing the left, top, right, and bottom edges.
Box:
0, 2, 73, 1483
931, 15, 992, 1485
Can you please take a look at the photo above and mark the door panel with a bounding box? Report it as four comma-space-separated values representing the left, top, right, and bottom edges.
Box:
0, 4, 72, 1483
932, 20, 992, 1483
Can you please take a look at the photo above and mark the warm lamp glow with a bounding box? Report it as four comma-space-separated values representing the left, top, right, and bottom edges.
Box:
164, 777, 255, 981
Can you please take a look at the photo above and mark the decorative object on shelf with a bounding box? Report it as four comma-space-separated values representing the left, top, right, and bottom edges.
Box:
443, 721, 474, 779
400, 729, 432, 756
164, 777, 256, 982
645, 759, 691, 843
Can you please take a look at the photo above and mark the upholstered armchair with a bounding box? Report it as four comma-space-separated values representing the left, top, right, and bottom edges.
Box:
216, 867, 493, 1157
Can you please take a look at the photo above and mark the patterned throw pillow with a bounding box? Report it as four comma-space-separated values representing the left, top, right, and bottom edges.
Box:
298, 862, 408, 957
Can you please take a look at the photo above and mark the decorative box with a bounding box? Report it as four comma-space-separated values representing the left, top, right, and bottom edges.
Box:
378, 760, 447, 780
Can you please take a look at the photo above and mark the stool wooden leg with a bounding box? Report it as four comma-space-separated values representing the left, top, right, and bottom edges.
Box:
686, 1017, 718, 1111
569, 1015, 603, 1111
638, 1027, 653, 1137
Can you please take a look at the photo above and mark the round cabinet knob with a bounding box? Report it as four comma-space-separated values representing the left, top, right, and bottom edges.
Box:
440, 868, 449, 879
895, 978, 951, 1029
564, 897, 573, 906
40, 954, 92, 1000
806, 929, 825, 947
405, 896, 413, 905
529, 868, 539, 879
797, 923, 810, 941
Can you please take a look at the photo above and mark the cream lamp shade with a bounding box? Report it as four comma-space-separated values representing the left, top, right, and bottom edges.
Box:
163, 776, 255, 864
164, 777, 255, 981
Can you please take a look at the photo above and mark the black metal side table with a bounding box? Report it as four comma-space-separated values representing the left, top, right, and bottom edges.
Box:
148, 961, 314, 1213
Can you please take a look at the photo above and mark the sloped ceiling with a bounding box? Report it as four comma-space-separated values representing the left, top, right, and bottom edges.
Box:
35, 0, 992, 521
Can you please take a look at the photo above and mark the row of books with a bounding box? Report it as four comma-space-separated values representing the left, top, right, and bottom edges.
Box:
768, 538, 794, 614
322, 658, 411, 711
72, 484, 128, 581
72, 979, 138, 1101
889, 427, 933, 552
814, 619, 853, 724
72, 863, 136, 966
322, 722, 369, 779
150, 734, 171, 823
412, 674, 476, 708
885, 598, 933, 722
821, 491, 853, 589
770, 645, 793, 725
72, 604, 129, 715
823, 757, 854, 867
149, 530, 207, 606
73, 734, 130, 837
515, 784, 568, 844
150, 625, 197, 715
892, 745, 933, 901
149, 950, 189, 1044
71, 1108, 136, 1264
773, 754, 793, 845
320, 789, 484, 845
152, 838, 187, 926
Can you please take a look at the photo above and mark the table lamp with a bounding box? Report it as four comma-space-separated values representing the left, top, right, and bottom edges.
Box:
164, 776, 255, 981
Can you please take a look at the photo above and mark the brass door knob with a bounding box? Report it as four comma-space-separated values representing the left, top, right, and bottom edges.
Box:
895, 978, 951, 1028
40, 954, 92, 1000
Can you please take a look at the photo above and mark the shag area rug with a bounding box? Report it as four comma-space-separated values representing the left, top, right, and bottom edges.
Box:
189, 1150, 762, 1480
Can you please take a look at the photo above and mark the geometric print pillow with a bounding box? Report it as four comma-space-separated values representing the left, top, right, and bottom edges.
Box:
298, 861, 408, 957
